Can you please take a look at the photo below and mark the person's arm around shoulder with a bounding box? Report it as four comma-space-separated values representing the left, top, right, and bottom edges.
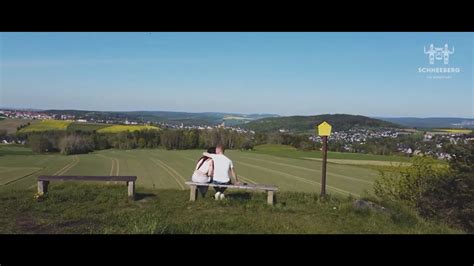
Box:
203, 152, 216, 159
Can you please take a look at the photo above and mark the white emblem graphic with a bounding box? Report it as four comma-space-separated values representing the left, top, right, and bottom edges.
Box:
424, 44, 454, 65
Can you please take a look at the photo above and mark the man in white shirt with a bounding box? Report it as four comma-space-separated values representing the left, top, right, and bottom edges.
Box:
202, 144, 241, 200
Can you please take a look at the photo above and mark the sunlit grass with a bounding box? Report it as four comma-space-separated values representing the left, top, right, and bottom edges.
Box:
0, 183, 462, 234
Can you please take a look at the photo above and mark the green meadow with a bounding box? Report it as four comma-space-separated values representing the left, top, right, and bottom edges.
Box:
0, 183, 458, 234
0, 145, 388, 197
251, 144, 413, 162
1, 144, 461, 234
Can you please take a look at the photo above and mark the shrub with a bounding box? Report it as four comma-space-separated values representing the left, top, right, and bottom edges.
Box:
374, 140, 474, 232
373, 156, 448, 206
417, 172, 474, 232
416, 141, 474, 232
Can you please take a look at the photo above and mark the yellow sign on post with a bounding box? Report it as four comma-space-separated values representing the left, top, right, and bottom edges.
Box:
316, 121, 332, 197
317, 121, 332, 136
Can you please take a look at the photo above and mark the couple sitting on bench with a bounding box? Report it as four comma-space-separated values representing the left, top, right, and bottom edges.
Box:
191, 144, 242, 200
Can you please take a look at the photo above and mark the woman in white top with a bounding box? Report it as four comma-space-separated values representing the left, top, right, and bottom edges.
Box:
191, 147, 215, 183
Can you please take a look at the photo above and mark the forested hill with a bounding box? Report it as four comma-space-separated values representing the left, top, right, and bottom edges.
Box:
241, 114, 402, 133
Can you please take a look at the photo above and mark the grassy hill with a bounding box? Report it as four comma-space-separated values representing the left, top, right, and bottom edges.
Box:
241, 114, 401, 133
0, 183, 460, 234
0, 118, 39, 134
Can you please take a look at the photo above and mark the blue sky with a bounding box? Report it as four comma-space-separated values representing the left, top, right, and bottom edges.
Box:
0, 32, 472, 117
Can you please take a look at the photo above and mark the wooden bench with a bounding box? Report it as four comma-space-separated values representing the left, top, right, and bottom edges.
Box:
185, 181, 278, 205
37, 175, 137, 199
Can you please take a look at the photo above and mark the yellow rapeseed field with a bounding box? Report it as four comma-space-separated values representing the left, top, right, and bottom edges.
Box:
97, 125, 159, 133
18, 120, 72, 132
437, 129, 472, 134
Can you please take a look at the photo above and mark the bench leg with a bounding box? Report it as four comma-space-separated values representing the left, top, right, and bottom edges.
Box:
127, 181, 135, 199
190, 185, 197, 201
38, 181, 49, 194
197, 186, 208, 198
267, 190, 274, 205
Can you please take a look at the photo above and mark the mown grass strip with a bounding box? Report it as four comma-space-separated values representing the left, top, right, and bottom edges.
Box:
240, 156, 373, 185
149, 158, 185, 190
236, 160, 359, 197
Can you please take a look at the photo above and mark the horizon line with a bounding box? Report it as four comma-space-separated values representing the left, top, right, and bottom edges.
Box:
1, 106, 473, 119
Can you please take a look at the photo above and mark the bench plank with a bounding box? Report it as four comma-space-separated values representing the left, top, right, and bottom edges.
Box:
38, 175, 137, 182
37, 175, 137, 200
185, 181, 278, 191
185, 181, 278, 205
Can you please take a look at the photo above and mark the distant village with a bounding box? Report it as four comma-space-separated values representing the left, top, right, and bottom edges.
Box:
0, 109, 255, 134
1, 109, 472, 160
309, 128, 473, 160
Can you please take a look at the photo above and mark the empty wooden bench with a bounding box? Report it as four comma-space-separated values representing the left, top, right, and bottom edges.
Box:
185, 181, 278, 205
37, 175, 137, 199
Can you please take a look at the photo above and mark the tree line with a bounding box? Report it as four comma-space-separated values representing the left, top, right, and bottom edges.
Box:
18, 128, 255, 155
10, 127, 472, 158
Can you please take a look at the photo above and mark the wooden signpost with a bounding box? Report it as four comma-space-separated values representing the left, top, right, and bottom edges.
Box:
317, 121, 332, 197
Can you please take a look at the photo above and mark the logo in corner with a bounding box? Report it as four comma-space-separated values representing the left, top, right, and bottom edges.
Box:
424, 44, 454, 65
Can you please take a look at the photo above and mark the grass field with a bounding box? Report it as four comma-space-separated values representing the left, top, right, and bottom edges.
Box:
18, 120, 72, 133
0, 183, 459, 233
301, 157, 412, 167
0, 118, 39, 134
251, 144, 413, 162
0, 145, 462, 234
0, 144, 35, 156
96, 125, 160, 133
0, 145, 411, 198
